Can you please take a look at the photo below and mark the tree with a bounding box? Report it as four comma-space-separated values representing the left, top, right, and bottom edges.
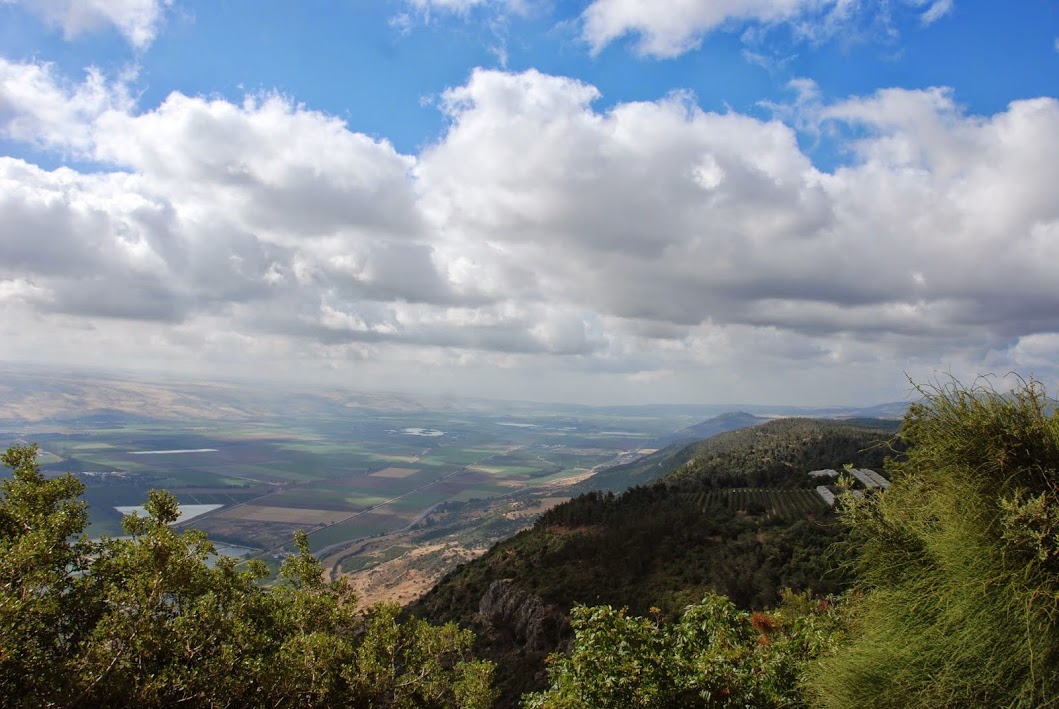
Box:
524, 590, 843, 708
0, 444, 495, 708
810, 377, 1059, 707
0, 444, 96, 701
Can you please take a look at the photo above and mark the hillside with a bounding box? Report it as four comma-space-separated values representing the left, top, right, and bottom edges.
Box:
645, 411, 767, 449
411, 417, 899, 704
580, 411, 769, 491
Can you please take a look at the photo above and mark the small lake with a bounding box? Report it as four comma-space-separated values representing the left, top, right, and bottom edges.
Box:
128, 448, 219, 455
115, 503, 223, 523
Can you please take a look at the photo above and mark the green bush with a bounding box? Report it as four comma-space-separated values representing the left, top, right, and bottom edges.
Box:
0, 444, 495, 708
811, 378, 1059, 708
525, 590, 845, 708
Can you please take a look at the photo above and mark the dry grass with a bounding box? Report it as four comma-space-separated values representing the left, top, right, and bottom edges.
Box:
343, 543, 489, 607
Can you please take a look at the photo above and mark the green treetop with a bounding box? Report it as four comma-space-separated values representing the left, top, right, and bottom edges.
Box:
0, 443, 495, 708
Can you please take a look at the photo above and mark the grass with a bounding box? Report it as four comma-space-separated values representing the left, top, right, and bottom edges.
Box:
443, 488, 504, 503
421, 449, 502, 466
812, 377, 1059, 707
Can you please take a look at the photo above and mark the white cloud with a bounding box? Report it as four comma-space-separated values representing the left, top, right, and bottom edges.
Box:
578, 0, 954, 58
581, 0, 817, 57
2, 0, 173, 48
0, 59, 132, 153
1, 61, 1057, 404
418, 68, 1059, 367
918, 0, 954, 25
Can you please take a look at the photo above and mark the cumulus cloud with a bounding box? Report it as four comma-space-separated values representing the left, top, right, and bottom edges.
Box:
418, 68, 1059, 365
0, 60, 605, 364
0, 59, 133, 152
2, 0, 173, 48
2, 60, 1057, 402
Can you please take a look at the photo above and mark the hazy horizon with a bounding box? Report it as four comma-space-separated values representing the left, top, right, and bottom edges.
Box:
1, 359, 927, 412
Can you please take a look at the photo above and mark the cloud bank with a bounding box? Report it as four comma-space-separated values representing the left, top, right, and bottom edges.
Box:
1, 58, 1056, 402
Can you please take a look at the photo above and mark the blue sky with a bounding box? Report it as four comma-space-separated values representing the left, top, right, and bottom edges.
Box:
4, 2, 1056, 158
0, 0, 1057, 405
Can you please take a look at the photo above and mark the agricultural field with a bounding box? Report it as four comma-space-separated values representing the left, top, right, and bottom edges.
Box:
0, 370, 716, 558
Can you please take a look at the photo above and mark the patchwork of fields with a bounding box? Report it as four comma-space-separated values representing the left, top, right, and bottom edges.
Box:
4, 403, 690, 558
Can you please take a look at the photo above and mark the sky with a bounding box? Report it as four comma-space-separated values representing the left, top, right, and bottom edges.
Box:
0, 0, 1057, 406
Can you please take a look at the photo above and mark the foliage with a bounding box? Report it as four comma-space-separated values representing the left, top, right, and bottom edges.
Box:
0, 444, 495, 708
666, 418, 898, 490
414, 418, 893, 704
524, 590, 846, 708
811, 378, 1059, 708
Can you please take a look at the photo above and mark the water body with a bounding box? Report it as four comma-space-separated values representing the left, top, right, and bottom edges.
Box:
115, 504, 223, 523
128, 448, 219, 455
401, 428, 444, 437
207, 544, 256, 568
91, 536, 256, 568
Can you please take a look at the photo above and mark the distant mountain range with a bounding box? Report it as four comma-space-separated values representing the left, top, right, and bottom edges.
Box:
0, 363, 910, 425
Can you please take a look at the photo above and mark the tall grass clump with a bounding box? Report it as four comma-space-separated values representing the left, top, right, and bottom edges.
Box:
811, 377, 1059, 708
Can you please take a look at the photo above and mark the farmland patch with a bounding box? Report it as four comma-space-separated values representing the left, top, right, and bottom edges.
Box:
370, 467, 420, 479
372, 454, 419, 463
219, 505, 352, 525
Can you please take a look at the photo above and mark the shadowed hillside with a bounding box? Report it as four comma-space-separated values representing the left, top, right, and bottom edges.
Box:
411, 417, 900, 704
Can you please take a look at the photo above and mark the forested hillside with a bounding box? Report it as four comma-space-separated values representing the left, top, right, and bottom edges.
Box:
9, 380, 1059, 708
579, 411, 769, 492
412, 418, 898, 703
525, 379, 1059, 708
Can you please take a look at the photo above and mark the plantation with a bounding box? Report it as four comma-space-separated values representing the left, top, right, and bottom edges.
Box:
692, 487, 828, 520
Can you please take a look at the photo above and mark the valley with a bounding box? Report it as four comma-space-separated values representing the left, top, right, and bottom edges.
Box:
0, 366, 904, 595
0, 367, 724, 573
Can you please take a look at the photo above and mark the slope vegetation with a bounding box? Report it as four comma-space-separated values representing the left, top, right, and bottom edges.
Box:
412, 417, 898, 703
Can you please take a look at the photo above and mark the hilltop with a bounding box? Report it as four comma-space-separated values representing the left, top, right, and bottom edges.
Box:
411, 417, 899, 703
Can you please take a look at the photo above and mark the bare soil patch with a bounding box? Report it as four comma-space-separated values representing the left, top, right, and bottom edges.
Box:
219, 505, 351, 525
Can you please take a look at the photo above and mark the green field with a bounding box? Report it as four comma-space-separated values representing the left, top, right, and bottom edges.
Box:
2, 383, 716, 554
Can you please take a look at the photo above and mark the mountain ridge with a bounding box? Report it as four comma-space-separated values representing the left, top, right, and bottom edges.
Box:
411, 416, 900, 704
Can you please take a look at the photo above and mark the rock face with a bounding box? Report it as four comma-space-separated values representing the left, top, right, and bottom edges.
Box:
478, 579, 568, 652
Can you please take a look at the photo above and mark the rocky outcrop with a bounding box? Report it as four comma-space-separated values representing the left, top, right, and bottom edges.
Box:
477, 579, 568, 652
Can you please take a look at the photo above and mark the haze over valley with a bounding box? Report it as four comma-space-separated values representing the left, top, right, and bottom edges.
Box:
0, 364, 902, 599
